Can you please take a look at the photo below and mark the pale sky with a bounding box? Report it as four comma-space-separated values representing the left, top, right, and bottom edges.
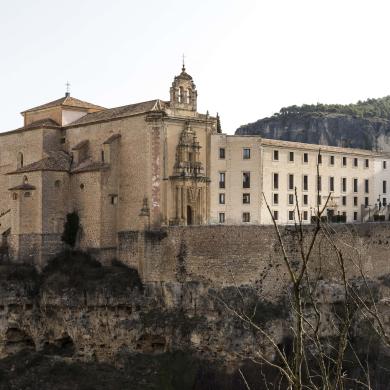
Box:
1, 0, 390, 134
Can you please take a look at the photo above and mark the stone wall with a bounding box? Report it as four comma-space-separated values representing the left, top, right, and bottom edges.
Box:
118, 223, 390, 292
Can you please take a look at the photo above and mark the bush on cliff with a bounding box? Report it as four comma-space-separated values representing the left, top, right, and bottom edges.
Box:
41, 250, 143, 294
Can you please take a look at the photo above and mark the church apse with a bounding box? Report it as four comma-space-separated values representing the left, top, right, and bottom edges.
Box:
170, 122, 209, 226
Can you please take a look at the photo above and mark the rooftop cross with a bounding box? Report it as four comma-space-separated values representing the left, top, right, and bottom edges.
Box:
182, 54, 186, 72
65, 81, 71, 97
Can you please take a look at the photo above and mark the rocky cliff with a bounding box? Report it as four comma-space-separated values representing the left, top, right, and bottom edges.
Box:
1, 248, 390, 389
236, 113, 390, 151
236, 96, 390, 151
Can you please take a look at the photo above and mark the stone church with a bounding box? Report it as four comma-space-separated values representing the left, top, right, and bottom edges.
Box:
0, 66, 218, 266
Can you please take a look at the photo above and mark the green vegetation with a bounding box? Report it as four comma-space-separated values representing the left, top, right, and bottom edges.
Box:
61, 212, 80, 247
274, 96, 390, 120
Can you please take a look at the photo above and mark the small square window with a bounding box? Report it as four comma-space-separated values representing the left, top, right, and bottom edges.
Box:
303, 210, 308, 221
110, 195, 118, 205
243, 193, 250, 204
303, 153, 308, 163
353, 196, 358, 207
12, 193, 18, 200
242, 212, 250, 223
24, 192, 31, 198
219, 148, 225, 159
219, 212, 225, 223
317, 154, 322, 164
273, 210, 278, 221
219, 193, 225, 204
330, 155, 335, 165
243, 148, 251, 159
354, 211, 358, 221
289, 152, 294, 162
273, 150, 279, 161
243, 172, 250, 188
303, 194, 308, 205
288, 210, 295, 221
342, 156, 347, 166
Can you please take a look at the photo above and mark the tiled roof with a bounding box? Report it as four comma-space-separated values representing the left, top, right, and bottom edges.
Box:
22, 95, 105, 114
9, 183, 36, 191
103, 134, 121, 144
66, 99, 167, 127
71, 161, 110, 174
7, 151, 71, 175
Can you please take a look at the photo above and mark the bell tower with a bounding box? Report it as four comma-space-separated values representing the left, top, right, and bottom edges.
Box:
169, 62, 197, 112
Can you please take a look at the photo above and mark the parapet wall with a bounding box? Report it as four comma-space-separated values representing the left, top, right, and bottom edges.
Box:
118, 224, 390, 293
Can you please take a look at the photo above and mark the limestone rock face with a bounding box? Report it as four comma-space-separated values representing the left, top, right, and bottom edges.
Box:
236, 114, 390, 151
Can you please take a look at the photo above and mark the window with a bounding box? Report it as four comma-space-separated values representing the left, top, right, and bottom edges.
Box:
354, 197, 358, 207
60, 137, 66, 144
303, 194, 308, 205
17, 152, 24, 168
219, 148, 225, 159
330, 155, 335, 165
317, 195, 322, 205
219, 213, 225, 223
354, 158, 358, 167
101, 150, 105, 162
243, 172, 250, 188
354, 211, 358, 221
273, 193, 279, 205
80, 183, 85, 190
317, 176, 322, 192
342, 196, 347, 206
110, 195, 118, 205
303, 175, 308, 191
242, 212, 250, 223
54, 180, 61, 188
273, 150, 279, 161
273, 210, 278, 221
23, 175, 28, 184
365, 159, 369, 168
353, 178, 358, 193
342, 211, 347, 218
289, 151, 294, 162
342, 177, 347, 193
219, 193, 225, 204
317, 154, 322, 164
273, 173, 279, 190
342, 156, 347, 166
365, 197, 369, 207
288, 194, 294, 205
329, 176, 334, 192
303, 211, 308, 221
288, 210, 295, 221
24, 192, 31, 198
243, 148, 251, 159
12, 193, 18, 200
383, 180, 387, 194
383, 198, 387, 207
303, 153, 308, 163
365, 179, 369, 193
384, 161, 387, 169
243, 193, 250, 204
219, 172, 225, 189
288, 174, 294, 190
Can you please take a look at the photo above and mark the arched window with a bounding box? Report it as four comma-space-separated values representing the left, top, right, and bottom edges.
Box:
23, 175, 28, 184
55, 180, 61, 188
178, 87, 184, 103
101, 150, 105, 163
186, 89, 191, 104
17, 152, 24, 169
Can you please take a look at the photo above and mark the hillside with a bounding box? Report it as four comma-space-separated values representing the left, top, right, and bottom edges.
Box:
236, 96, 390, 151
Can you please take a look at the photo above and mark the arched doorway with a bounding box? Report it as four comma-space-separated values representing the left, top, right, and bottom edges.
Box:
187, 205, 193, 225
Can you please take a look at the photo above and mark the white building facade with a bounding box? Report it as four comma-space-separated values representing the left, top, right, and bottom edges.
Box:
210, 134, 390, 225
